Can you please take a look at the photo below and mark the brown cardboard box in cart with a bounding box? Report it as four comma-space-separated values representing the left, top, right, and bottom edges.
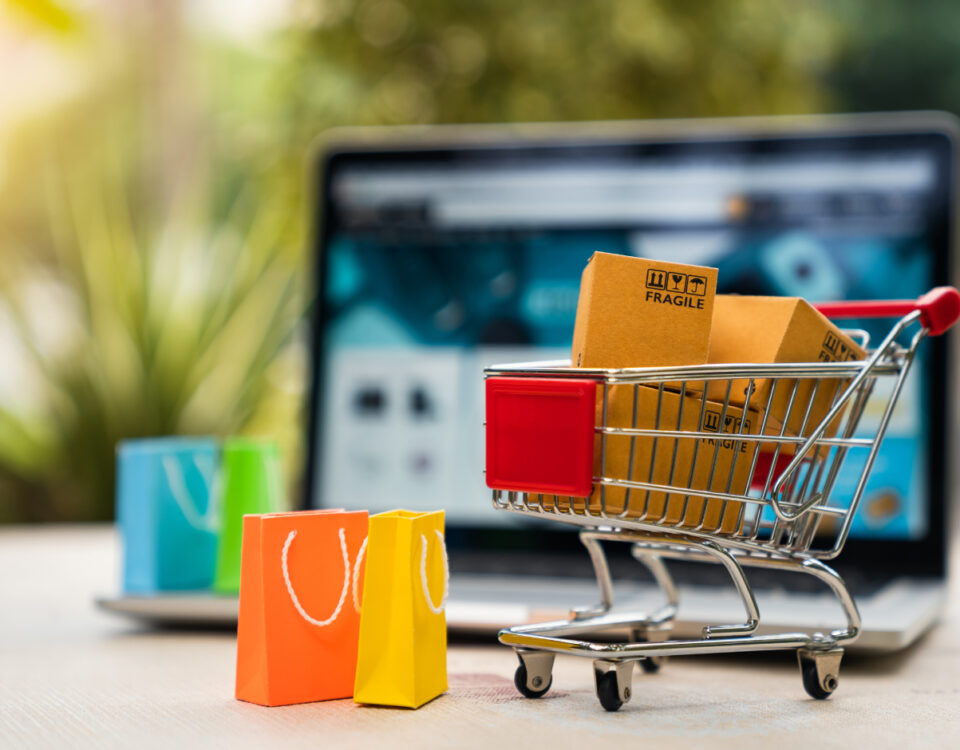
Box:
707, 296, 867, 439
571, 252, 718, 369
553, 384, 760, 535
564, 252, 739, 532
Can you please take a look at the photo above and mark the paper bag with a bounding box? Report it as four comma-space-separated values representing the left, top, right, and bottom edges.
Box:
116, 438, 219, 593
235, 509, 368, 707
214, 439, 285, 593
354, 510, 448, 709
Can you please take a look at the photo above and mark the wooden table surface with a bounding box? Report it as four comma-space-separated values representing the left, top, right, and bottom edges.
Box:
1, 525, 958, 749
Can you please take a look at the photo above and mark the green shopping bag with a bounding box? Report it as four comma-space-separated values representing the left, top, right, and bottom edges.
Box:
214, 438, 284, 593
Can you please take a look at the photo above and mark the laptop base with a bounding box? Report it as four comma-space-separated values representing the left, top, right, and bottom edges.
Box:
95, 573, 943, 653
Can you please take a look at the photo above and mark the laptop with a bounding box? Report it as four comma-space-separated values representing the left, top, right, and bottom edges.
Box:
100, 113, 955, 651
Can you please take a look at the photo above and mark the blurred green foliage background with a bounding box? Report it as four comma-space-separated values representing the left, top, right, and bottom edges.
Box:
0, 0, 957, 522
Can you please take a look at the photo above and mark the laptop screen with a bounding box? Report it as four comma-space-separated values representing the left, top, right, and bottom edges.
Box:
310, 125, 952, 547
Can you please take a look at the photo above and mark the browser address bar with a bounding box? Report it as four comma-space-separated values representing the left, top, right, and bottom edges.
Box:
433, 193, 729, 226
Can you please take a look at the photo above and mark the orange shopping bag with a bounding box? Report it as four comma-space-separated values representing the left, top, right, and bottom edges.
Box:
235, 509, 368, 706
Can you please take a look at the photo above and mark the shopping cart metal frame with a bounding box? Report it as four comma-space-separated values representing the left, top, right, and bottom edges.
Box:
484, 289, 960, 711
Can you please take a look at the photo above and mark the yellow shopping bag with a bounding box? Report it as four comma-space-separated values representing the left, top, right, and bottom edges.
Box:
353, 509, 448, 708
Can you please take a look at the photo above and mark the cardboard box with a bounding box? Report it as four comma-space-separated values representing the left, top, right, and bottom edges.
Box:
549, 384, 759, 535
707, 296, 866, 438
571, 253, 718, 369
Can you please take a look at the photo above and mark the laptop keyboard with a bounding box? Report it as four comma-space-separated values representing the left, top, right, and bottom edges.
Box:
651, 559, 889, 598
452, 553, 890, 600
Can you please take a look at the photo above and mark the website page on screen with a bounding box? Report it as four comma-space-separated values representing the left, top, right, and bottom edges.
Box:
317, 148, 937, 540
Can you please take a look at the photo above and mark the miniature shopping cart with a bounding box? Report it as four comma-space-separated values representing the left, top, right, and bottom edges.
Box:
483, 288, 960, 711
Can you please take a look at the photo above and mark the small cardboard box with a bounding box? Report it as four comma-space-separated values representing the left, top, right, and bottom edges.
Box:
706, 296, 866, 438
571, 253, 718, 369
553, 384, 759, 535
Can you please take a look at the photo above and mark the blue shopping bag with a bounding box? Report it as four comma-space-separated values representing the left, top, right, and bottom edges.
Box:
116, 437, 219, 593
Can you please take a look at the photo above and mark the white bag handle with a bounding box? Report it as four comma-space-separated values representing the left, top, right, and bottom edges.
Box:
351, 536, 368, 614
281, 528, 352, 627
162, 454, 219, 532
419, 529, 449, 615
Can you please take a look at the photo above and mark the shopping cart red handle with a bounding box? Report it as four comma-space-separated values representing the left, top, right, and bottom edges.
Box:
814, 286, 960, 337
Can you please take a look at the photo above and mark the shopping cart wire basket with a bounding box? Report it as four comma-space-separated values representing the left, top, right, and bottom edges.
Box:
483, 287, 960, 711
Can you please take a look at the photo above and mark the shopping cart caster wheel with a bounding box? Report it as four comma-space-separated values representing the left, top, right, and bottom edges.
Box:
514, 651, 554, 698
514, 664, 551, 698
639, 658, 660, 674
800, 661, 835, 700
798, 647, 842, 700
594, 661, 633, 712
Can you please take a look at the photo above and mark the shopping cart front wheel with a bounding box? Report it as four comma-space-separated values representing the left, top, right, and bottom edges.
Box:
798, 647, 842, 700
513, 651, 554, 699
